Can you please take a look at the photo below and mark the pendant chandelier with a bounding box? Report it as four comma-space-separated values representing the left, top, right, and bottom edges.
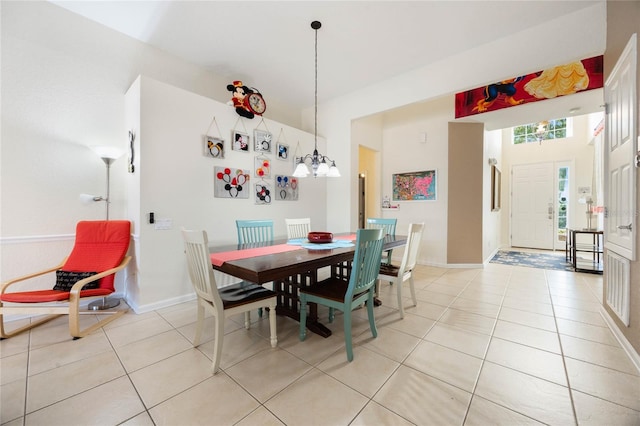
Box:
293, 21, 340, 178
535, 120, 549, 144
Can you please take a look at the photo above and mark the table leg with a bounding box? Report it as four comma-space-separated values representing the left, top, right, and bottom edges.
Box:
274, 272, 332, 338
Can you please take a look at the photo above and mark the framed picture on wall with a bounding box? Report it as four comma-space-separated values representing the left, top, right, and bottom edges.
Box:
255, 156, 271, 178
491, 165, 501, 211
231, 131, 250, 152
204, 136, 224, 159
255, 181, 272, 205
254, 129, 272, 153
214, 166, 250, 198
275, 175, 298, 200
392, 170, 437, 201
276, 143, 289, 160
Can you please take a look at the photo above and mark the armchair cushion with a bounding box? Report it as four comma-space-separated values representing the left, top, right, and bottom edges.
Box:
1, 288, 113, 303
62, 220, 131, 290
53, 270, 98, 292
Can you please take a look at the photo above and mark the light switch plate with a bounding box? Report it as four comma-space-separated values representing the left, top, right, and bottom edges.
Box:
154, 219, 172, 230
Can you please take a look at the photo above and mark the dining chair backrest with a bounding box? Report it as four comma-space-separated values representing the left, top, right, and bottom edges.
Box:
377, 222, 425, 318
366, 218, 396, 236
182, 229, 223, 309
398, 222, 424, 274
236, 219, 274, 244
347, 228, 386, 300
285, 218, 311, 239
367, 217, 397, 263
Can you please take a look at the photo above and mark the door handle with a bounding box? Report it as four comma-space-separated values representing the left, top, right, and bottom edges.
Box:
548, 204, 553, 219
618, 223, 633, 231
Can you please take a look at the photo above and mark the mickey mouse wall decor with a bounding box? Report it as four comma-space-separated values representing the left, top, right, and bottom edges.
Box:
226, 80, 266, 119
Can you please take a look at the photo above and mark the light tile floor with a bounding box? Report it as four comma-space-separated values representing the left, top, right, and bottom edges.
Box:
2, 262, 640, 425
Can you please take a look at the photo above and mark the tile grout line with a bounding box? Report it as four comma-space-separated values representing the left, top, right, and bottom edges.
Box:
460, 266, 512, 425
22, 322, 33, 422
99, 322, 154, 424
545, 269, 579, 426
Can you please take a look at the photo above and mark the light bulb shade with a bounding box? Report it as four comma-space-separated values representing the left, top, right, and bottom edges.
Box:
91, 145, 123, 160
316, 161, 330, 176
293, 160, 310, 177
327, 162, 341, 177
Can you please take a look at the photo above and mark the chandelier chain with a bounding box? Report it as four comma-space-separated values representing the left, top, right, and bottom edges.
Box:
291, 20, 340, 178
314, 23, 318, 151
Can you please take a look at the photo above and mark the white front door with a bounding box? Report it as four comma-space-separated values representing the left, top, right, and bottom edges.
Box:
605, 34, 637, 260
511, 162, 555, 249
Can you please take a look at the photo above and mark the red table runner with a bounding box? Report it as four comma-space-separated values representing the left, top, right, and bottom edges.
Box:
334, 234, 357, 240
210, 244, 303, 267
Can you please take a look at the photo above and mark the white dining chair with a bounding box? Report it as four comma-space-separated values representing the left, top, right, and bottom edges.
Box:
182, 228, 277, 374
377, 222, 424, 318
285, 217, 311, 239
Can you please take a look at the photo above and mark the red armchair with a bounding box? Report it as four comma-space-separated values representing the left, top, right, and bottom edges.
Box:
0, 220, 132, 339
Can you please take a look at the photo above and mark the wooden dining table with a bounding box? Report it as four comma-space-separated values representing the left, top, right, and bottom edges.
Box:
210, 233, 407, 337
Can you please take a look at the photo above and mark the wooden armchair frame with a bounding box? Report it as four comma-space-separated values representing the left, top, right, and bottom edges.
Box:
0, 256, 131, 339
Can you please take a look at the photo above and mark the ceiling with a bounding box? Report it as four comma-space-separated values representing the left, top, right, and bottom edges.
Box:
50, 0, 605, 129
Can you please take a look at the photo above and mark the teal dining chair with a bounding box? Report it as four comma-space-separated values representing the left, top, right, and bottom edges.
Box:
236, 219, 274, 244
366, 217, 397, 264
236, 219, 274, 317
299, 228, 385, 362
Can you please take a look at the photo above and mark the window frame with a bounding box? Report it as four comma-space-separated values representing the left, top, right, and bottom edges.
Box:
512, 117, 573, 144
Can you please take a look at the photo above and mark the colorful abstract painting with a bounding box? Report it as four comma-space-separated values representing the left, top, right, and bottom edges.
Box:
392, 170, 436, 201
455, 55, 603, 119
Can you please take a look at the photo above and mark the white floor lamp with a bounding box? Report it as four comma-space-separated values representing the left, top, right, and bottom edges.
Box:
80, 145, 124, 310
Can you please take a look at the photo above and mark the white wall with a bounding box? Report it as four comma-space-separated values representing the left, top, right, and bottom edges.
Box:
484, 129, 503, 260
371, 98, 503, 267
125, 76, 326, 312
378, 97, 452, 267
313, 3, 605, 236
353, 114, 383, 221
501, 113, 599, 249
0, 1, 313, 311
1, 0, 301, 237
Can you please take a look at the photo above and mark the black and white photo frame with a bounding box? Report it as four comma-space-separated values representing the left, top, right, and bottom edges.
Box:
254, 129, 272, 153
231, 130, 250, 152
204, 136, 225, 159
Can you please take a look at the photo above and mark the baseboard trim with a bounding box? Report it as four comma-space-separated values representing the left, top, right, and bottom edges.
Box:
600, 306, 640, 374
127, 292, 197, 315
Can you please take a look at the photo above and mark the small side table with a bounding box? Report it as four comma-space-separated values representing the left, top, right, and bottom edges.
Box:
567, 229, 604, 274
